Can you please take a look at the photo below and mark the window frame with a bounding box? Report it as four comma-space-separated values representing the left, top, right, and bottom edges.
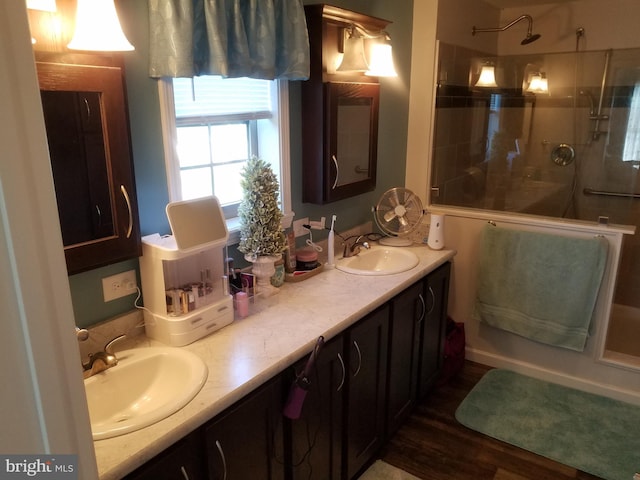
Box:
157, 78, 293, 243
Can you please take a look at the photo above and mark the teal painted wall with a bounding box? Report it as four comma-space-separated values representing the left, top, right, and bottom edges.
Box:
71, 0, 415, 328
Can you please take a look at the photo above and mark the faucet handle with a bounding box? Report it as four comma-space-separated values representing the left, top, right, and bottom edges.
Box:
104, 334, 127, 355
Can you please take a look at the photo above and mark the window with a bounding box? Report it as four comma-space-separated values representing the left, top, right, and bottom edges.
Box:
158, 76, 291, 237
623, 82, 640, 162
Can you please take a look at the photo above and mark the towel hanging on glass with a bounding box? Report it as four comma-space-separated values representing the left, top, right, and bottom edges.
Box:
474, 225, 608, 352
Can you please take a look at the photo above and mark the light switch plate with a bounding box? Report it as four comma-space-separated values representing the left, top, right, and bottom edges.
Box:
102, 269, 138, 302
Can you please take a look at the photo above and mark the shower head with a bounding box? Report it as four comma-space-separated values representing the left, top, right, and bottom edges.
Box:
473, 14, 542, 46
521, 33, 541, 45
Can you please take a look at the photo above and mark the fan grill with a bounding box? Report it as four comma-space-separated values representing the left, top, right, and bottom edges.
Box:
374, 187, 424, 238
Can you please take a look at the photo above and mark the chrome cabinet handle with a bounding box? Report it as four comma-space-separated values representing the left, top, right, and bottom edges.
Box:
352, 340, 362, 377
180, 466, 189, 480
215, 440, 227, 480
120, 185, 133, 239
427, 286, 436, 316
331, 155, 339, 190
417, 293, 426, 324
83, 96, 91, 119
95, 204, 102, 228
336, 353, 345, 392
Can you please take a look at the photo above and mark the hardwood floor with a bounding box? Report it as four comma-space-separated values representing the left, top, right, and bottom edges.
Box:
379, 361, 604, 480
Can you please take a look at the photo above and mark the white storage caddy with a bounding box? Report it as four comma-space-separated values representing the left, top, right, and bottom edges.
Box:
139, 196, 234, 346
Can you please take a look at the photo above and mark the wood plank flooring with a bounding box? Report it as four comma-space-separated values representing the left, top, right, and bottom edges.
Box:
379, 361, 604, 480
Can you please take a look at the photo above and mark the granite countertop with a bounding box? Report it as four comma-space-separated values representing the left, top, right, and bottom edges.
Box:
94, 244, 455, 479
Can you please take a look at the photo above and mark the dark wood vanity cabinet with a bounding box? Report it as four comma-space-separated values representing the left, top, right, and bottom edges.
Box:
288, 336, 345, 480
301, 5, 390, 204
344, 305, 389, 479
205, 377, 285, 480
286, 306, 389, 480
125, 378, 285, 480
418, 262, 451, 398
386, 262, 451, 436
386, 281, 423, 436
36, 55, 141, 274
125, 430, 207, 480
125, 263, 451, 480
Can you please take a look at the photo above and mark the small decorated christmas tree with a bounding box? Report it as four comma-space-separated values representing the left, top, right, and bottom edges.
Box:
237, 156, 286, 258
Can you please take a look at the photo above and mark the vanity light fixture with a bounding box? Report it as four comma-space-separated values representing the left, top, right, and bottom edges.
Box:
67, 0, 134, 51
526, 72, 549, 93
475, 62, 498, 88
365, 35, 397, 77
336, 25, 369, 72
336, 24, 397, 77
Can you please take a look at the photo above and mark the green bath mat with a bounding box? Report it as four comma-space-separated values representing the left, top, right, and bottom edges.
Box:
455, 369, 640, 480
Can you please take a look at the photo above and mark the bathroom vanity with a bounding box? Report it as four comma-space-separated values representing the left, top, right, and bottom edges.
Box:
94, 246, 454, 480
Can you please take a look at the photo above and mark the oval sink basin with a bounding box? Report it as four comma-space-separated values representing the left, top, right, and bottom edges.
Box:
336, 245, 419, 276
84, 347, 207, 440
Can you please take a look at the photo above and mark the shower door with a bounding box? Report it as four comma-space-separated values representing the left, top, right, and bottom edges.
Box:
431, 43, 640, 362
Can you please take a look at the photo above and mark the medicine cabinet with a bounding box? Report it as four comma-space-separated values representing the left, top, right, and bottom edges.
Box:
301, 4, 390, 204
36, 55, 141, 274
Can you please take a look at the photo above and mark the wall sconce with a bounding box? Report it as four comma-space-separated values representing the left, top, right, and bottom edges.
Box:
365, 35, 397, 77
336, 24, 397, 77
526, 72, 549, 94
336, 25, 369, 72
475, 62, 498, 88
67, 0, 134, 51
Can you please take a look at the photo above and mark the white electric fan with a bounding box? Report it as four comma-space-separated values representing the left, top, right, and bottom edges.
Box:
372, 187, 425, 246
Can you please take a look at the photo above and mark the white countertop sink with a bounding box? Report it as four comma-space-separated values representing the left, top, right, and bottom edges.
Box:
84, 347, 208, 440
336, 245, 420, 275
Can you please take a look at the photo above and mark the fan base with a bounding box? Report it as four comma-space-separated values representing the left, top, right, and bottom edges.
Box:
379, 236, 413, 247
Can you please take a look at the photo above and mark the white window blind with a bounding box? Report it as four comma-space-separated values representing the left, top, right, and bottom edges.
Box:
173, 76, 272, 119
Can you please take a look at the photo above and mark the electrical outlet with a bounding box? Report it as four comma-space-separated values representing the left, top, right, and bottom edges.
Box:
293, 217, 309, 237
102, 269, 138, 302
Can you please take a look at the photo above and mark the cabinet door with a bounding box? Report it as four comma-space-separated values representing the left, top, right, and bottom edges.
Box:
387, 280, 423, 436
205, 378, 285, 480
125, 430, 207, 480
288, 336, 345, 480
345, 305, 389, 480
418, 262, 451, 399
324, 82, 379, 203
36, 59, 141, 274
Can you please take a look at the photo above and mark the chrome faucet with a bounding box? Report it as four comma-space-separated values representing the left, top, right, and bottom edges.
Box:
343, 235, 371, 258
82, 335, 126, 379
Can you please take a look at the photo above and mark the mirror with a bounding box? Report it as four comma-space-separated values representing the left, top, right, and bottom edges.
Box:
166, 196, 228, 251
335, 96, 375, 187
36, 59, 141, 274
41, 90, 114, 245
324, 81, 379, 202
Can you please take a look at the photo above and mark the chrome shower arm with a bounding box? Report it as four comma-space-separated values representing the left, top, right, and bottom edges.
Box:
472, 14, 532, 36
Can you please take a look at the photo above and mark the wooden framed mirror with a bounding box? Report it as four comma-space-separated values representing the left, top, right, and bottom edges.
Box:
36, 59, 141, 274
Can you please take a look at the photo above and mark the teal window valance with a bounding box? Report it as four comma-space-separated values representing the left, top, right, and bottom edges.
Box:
148, 0, 310, 80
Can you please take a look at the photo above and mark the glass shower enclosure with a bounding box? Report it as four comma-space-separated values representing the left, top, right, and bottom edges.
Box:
431, 42, 640, 363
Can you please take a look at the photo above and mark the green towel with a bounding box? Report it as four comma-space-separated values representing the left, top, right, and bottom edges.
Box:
475, 225, 608, 351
